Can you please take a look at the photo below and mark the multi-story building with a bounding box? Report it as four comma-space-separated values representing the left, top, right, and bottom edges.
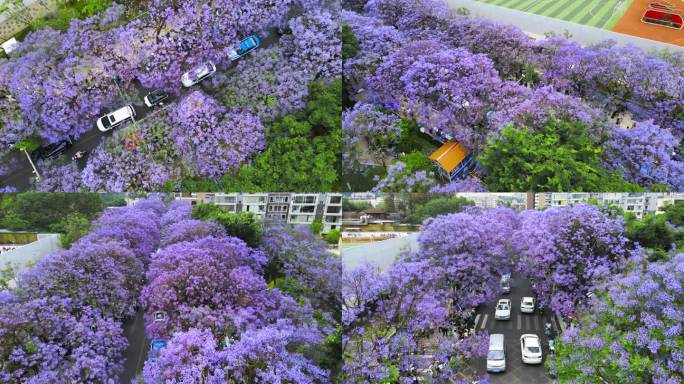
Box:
174, 193, 342, 233
531, 193, 684, 219
289, 193, 342, 233
265, 193, 290, 224
453, 193, 527, 210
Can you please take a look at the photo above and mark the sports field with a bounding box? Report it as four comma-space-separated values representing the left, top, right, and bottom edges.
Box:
476, 0, 633, 29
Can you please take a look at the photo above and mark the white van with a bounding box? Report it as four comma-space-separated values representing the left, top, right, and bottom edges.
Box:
487, 333, 506, 373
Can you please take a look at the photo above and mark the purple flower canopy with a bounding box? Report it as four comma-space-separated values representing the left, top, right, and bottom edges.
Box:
345, 0, 684, 190
555, 253, 684, 382
140, 220, 336, 382
343, 203, 652, 382
0, 197, 164, 383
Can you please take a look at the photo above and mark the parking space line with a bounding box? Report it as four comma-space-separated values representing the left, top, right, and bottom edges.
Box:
517, 314, 521, 330
533, 316, 539, 330
480, 314, 489, 330
474, 314, 481, 329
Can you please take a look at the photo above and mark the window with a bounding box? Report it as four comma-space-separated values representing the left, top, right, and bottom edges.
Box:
294, 195, 316, 204
300, 206, 315, 213
329, 196, 342, 204
326, 206, 341, 214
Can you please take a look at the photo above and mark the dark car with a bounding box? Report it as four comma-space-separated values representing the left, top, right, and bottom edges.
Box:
144, 90, 169, 107
32, 140, 69, 161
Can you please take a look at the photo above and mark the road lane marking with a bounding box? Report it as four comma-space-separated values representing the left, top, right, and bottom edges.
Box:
481, 314, 489, 329
517, 314, 521, 330
525, 315, 530, 330
474, 314, 481, 329
534, 315, 539, 330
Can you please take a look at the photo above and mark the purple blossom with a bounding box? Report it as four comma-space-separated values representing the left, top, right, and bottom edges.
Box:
168, 91, 265, 179
161, 219, 227, 246
604, 120, 684, 188
515, 204, 635, 316
32, 159, 83, 192
430, 176, 487, 192
343, 103, 402, 171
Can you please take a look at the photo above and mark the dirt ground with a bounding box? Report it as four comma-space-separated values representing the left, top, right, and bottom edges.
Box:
612, 0, 684, 46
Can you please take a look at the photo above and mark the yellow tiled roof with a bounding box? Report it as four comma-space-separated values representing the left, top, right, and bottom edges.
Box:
429, 141, 469, 173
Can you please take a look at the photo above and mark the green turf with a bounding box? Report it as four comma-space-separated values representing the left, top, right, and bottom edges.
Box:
477, 0, 633, 29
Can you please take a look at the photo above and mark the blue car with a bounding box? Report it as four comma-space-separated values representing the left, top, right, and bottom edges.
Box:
228, 35, 261, 61
149, 339, 168, 363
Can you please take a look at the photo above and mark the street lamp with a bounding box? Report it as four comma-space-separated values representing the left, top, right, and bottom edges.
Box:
23, 148, 40, 182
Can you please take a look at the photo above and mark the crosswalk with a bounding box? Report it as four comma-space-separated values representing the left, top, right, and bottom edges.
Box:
472, 313, 564, 333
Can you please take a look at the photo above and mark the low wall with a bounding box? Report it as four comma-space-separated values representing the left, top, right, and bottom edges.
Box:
0, 233, 62, 271
445, 0, 684, 52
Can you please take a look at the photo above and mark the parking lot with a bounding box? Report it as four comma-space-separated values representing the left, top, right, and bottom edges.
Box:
473, 275, 560, 384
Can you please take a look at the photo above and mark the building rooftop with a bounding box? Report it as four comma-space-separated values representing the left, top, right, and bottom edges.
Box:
429, 141, 469, 173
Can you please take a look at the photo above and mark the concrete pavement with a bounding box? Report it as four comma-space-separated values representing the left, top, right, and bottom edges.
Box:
341, 232, 420, 271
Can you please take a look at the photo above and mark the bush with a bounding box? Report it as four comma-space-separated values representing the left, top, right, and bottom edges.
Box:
191, 204, 263, 247
324, 229, 341, 244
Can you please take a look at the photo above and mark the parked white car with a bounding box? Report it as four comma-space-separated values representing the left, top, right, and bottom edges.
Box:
520, 334, 543, 364
486, 334, 506, 372
494, 299, 511, 320
520, 296, 535, 313
96, 105, 135, 132
181, 62, 216, 87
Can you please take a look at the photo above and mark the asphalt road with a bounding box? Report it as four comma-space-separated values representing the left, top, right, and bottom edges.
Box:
0, 26, 282, 191
120, 309, 148, 384
473, 274, 560, 384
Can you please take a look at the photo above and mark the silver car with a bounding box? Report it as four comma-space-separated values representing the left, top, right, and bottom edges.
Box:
181, 62, 216, 87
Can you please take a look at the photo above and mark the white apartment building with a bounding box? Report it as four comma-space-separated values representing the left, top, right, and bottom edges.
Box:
533, 193, 684, 219
289, 193, 342, 233
174, 193, 343, 233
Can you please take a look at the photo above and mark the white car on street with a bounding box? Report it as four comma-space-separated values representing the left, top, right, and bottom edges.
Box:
520, 296, 535, 313
520, 334, 543, 364
494, 299, 511, 320
96, 105, 135, 132
181, 62, 216, 87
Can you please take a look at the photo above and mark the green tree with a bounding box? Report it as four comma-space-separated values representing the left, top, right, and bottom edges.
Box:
14, 136, 40, 153
222, 117, 338, 192
192, 204, 263, 247
1, 193, 103, 231
625, 214, 675, 258
221, 80, 342, 192
310, 219, 323, 235
341, 23, 360, 61
49, 213, 91, 248
407, 196, 475, 224
664, 202, 684, 227
324, 229, 341, 244
306, 79, 343, 147
479, 121, 643, 192
342, 199, 372, 212
383, 194, 396, 213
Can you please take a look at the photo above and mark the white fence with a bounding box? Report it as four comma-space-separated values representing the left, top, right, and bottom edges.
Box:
445, 0, 684, 52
